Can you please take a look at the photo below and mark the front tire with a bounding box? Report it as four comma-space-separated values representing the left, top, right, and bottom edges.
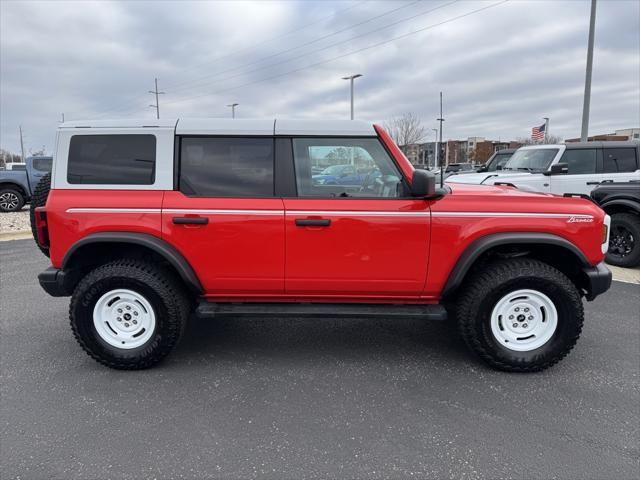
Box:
606, 213, 640, 268
456, 258, 583, 372
70, 259, 191, 370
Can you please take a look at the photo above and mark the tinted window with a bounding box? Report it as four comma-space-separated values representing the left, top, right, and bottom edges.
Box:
504, 149, 558, 172
602, 148, 638, 173
293, 138, 404, 198
32, 157, 52, 172
179, 137, 274, 197
487, 152, 513, 171
560, 149, 597, 174
68, 135, 156, 185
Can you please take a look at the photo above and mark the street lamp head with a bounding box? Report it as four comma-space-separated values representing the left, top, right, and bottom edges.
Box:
342, 74, 362, 80
227, 103, 239, 107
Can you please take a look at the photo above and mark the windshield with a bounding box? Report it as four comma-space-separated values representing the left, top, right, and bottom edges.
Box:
487, 153, 513, 171
504, 149, 559, 172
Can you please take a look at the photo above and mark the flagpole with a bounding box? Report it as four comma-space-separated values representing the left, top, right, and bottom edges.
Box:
544, 117, 549, 143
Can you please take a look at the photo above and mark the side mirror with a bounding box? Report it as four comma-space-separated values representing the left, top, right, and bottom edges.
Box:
548, 162, 568, 175
496, 165, 503, 171
411, 169, 436, 197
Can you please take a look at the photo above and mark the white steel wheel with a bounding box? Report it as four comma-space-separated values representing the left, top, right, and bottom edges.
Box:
93, 289, 156, 349
489, 289, 558, 352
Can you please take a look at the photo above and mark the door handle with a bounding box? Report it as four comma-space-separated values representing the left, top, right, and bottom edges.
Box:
586, 181, 601, 185
173, 216, 208, 225
295, 219, 331, 227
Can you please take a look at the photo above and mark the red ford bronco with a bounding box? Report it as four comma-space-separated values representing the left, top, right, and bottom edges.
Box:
33, 118, 612, 371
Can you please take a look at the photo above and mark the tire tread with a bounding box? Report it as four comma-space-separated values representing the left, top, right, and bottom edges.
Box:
69, 258, 190, 370
455, 258, 583, 373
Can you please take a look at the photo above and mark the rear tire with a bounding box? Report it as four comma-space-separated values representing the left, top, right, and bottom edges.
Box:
29, 173, 51, 257
70, 259, 191, 370
456, 258, 583, 372
0, 187, 24, 212
606, 213, 640, 268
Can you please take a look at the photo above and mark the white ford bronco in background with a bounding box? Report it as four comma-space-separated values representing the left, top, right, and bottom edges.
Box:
447, 142, 640, 196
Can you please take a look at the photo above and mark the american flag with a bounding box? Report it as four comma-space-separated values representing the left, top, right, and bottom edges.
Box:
531, 123, 546, 141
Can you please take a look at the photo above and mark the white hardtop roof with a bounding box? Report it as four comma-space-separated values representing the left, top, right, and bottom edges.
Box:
60, 118, 179, 129
60, 118, 377, 136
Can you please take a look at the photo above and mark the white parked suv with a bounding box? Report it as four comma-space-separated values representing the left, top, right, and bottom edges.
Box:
447, 142, 640, 196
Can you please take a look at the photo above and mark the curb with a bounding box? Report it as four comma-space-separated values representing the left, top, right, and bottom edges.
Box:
0, 231, 32, 242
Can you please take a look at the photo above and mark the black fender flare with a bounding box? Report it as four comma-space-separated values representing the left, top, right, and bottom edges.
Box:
441, 232, 590, 297
600, 199, 640, 215
63, 232, 203, 294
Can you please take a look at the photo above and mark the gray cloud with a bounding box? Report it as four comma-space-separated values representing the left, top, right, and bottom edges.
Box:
1, 0, 638, 154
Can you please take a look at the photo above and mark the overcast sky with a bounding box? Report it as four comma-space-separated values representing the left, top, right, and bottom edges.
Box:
1, 0, 639, 154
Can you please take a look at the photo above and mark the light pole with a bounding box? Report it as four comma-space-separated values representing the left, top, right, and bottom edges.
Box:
148, 78, 165, 120
342, 74, 362, 120
581, 0, 597, 141
437, 91, 445, 186
226, 103, 239, 119
432, 128, 439, 169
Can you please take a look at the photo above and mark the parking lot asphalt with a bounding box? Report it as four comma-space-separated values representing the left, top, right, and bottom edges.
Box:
1, 239, 639, 480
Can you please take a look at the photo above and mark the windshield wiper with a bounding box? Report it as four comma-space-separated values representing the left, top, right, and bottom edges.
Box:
516, 167, 534, 172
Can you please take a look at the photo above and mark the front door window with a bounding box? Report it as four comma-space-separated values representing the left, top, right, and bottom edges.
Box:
292, 138, 405, 198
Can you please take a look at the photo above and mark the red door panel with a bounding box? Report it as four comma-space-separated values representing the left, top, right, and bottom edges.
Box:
283, 199, 431, 298
162, 191, 285, 296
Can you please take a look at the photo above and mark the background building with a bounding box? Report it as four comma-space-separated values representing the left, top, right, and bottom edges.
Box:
565, 127, 640, 142
401, 136, 522, 168
401, 142, 438, 168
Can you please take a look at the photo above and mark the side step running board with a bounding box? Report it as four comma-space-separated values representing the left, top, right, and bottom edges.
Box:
196, 303, 447, 321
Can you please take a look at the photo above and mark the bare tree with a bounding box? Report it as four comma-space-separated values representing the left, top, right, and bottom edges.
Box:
384, 113, 427, 147
0, 148, 22, 169
516, 134, 563, 146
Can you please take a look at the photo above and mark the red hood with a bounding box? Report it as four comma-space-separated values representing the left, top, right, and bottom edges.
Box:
438, 182, 604, 219
448, 182, 551, 199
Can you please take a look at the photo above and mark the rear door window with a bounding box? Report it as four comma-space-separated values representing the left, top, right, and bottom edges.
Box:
602, 148, 638, 173
179, 137, 274, 197
67, 135, 156, 185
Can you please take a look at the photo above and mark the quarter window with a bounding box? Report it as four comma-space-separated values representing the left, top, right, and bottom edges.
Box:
67, 135, 156, 185
179, 137, 274, 197
292, 138, 404, 198
602, 148, 638, 173
560, 149, 597, 174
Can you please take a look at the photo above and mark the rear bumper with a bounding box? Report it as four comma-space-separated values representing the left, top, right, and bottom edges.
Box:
38, 267, 73, 297
582, 262, 612, 301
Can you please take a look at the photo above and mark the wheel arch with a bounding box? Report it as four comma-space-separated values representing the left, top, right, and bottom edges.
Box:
442, 233, 591, 298
0, 181, 28, 197
600, 199, 640, 216
62, 232, 203, 294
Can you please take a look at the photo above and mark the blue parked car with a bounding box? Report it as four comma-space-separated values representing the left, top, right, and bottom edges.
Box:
312, 164, 367, 186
